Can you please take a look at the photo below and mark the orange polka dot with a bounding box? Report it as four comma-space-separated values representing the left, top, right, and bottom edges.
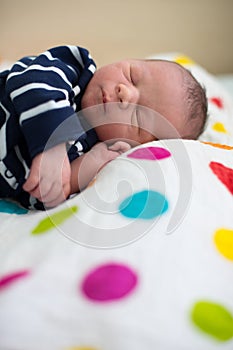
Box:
201, 142, 233, 150
87, 177, 97, 188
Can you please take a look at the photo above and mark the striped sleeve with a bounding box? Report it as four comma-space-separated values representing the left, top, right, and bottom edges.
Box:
5, 46, 96, 159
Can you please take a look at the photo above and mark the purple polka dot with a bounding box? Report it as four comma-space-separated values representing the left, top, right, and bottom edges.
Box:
127, 146, 171, 160
81, 263, 138, 302
0, 270, 30, 290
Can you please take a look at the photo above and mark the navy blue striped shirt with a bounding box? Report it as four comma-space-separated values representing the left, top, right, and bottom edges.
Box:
0, 45, 98, 209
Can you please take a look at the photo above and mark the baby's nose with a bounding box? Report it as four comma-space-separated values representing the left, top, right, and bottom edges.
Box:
116, 83, 136, 109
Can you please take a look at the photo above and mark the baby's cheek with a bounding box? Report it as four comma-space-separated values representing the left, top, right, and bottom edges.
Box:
139, 129, 157, 143
95, 124, 123, 142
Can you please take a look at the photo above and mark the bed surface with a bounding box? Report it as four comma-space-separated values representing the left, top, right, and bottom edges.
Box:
217, 74, 233, 97
0, 55, 233, 349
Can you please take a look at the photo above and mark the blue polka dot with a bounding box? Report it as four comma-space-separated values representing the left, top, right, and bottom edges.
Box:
0, 200, 28, 215
119, 190, 168, 219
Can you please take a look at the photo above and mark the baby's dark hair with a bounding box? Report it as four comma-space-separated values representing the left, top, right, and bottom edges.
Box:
146, 59, 208, 140
180, 64, 208, 139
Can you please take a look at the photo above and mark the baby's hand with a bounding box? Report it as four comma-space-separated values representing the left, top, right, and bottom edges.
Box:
90, 142, 121, 165
69, 141, 130, 195
91, 141, 131, 165
23, 143, 71, 208
88, 141, 131, 173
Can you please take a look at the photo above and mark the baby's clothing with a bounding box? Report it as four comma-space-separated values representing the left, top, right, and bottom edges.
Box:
0, 45, 98, 209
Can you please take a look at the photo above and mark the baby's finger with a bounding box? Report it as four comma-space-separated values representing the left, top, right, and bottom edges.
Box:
22, 173, 39, 192
108, 141, 131, 153
29, 178, 53, 202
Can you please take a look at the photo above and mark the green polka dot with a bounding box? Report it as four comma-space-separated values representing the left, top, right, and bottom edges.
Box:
191, 300, 233, 341
32, 206, 78, 234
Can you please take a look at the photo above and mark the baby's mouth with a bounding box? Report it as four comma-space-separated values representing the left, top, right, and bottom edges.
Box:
102, 90, 108, 100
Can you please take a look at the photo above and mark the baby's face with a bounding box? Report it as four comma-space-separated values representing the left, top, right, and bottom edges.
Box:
81, 59, 187, 145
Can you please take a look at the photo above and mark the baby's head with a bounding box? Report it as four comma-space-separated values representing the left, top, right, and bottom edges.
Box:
81, 58, 207, 145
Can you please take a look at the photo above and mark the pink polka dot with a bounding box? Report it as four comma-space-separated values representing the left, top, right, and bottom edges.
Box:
81, 263, 138, 302
0, 270, 30, 290
127, 146, 171, 160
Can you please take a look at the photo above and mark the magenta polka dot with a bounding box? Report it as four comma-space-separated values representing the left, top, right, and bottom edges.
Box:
81, 263, 138, 302
0, 270, 30, 290
127, 146, 171, 160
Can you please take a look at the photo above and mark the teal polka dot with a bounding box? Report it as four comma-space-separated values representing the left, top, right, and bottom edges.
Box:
119, 190, 168, 219
0, 200, 28, 215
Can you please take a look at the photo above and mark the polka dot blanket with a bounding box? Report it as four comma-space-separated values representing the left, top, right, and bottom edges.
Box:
0, 56, 233, 350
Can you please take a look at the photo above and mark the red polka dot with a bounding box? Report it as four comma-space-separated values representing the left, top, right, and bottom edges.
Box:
209, 161, 233, 195
127, 146, 171, 160
209, 97, 224, 109
0, 270, 30, 290
81, 263, 138, 302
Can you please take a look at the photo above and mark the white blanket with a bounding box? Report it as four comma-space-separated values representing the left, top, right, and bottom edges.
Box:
1, 139, 233, 350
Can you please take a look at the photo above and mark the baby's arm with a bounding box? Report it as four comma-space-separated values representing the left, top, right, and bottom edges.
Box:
23, 141, 131, 207
23, 143, 71, 208
70, 141, 131, 195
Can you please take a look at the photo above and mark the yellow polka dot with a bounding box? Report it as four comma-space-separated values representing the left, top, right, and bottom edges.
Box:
214, 228, 233, 261
174, 55, 195, 66
65, 347, 99, 350
212, 122, 227, 133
